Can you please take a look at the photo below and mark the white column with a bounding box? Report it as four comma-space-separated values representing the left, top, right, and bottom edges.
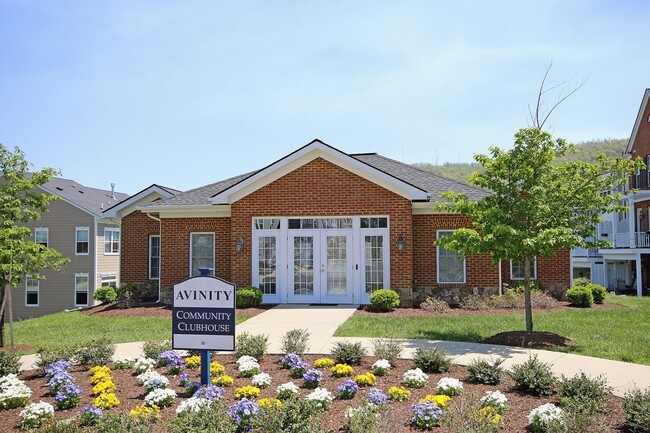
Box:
629, 196, 636, 247
636, 253, 643, 297
603, 259, 608, 291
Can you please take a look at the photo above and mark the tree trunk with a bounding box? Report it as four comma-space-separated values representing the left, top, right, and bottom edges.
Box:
524, 256, 533, 333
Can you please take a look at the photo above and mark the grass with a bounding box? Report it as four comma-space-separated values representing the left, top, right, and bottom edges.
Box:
335, 295, 650, 365
9, 310, 256, 352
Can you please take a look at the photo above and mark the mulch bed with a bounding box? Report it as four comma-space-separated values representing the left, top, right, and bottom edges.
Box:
81, 302, 275, 318
0, 354, 628, 432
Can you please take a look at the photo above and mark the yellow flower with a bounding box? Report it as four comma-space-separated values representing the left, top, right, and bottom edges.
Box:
420, 394, 451, 408
129, 404, 160, 419
92, 380, 116, 396
354, 372, 377, 387
258, 398, 282, 408
90, 368, 113, 385
475, 406, 503, 426
184, 356, 201, 369
234, 385, 261, 400
210, 361, 226, 376
94, 392, 120, 409
330, 363, 354, 377
212, 374, 234, 387
314, 358, 335, 368
388, 386, 411, 401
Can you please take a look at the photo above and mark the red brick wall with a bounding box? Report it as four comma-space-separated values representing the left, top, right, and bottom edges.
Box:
634, 200, 650, 232
413, 214, 499, 288
500, 249, 571, 287
628, 94, 650, 189
160, 217, 231, 288
230, 157, 414, 297
120, 210, 160, 284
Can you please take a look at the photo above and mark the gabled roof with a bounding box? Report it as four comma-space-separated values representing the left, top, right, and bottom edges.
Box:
144, 139, 488, 210
39, 177, 129, 217
626, 88, 650, 155
102, 184, 180, 217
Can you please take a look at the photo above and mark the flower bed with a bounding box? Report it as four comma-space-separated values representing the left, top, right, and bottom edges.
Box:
0, 354, 631, 432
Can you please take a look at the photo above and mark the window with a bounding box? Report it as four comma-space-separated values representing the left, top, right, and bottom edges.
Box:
190, 233, 214, 276
149, 235, 160, 280
76, 227, 89, 255
34, 228, 48, 247
104, 228, 120, 254
25, 277, 39, 306
364, 235, 385, 293
510, 257, 537, 280
101, 275, 117, 288
646, 156, 650, 186
75, 273, 89, 306
360, 217, 388, 229
437, 231, 466, 283
257, 236, 277, 295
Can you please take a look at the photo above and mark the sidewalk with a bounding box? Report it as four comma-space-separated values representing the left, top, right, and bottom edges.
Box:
19, 304, 650, 397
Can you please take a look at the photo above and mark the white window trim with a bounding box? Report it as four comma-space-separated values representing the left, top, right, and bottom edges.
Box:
101, 274, 118, 288
25, 277, 39, 307
74, 273, 90, 307
75, 227, 90, 256
189, 232, 215, 277
149, 235, 161, 280
436, 230, 466, 284
510, 257, 537, 280
104, 228, 120, 255
35, 227, 49, 247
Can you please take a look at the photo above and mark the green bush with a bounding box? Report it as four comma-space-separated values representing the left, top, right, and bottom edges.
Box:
35, 346, 78, 372
623, 388, 650, 433
344, 403, 389, 433
557, 372, 609, 412
167, 404, 236, 433
141, 340, 172, 360
572, 277, 590, 287
371, 338, 403, 365
96, 413, 157, 433
281, 329, 310, 355
466, 357, 504, 385
331, 341, 366, 366
412, 346, 452, 373
369, 289, 400, 312
75, 337, 115, 366
93, 286, 117, 303
566, 287, 594, 307
459, 294, 491, 310
509, 354, 556, 396
236, 286, 263, 308
586, 283, 607, 304
253, 398, 325, 433
0, 351, 21, 376
38, 420, 85, 433
235, 332, 269, 359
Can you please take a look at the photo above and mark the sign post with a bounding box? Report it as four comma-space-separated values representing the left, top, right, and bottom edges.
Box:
172, 276, 236, 385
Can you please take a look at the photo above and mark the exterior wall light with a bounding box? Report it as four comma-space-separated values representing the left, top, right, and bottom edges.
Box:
235, 234, 245, 253
397, 235, 406, 252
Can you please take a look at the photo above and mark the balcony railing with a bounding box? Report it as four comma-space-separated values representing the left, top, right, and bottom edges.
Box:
601, 232, 650, 249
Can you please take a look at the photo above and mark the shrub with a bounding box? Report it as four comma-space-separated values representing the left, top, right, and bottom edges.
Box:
532, 291, 558, 309
371, 338, 403, 365
623, 388, 650, 433
566, 287, 594, 307
412, 346, 452, 373
586, 283, 607, 304
0, 351, 21, 376
75, 337, 115, 366
557, 372, 609, 411
573, 277, 590, 287
93, 286, 117, 303
235, 332, 269, 359
369, 289, 400, 312
280, 329, 310, 355
442, 393, 503, 433
168, 404, 235, 433
467, 357, 504, 385
331, 341, 366, 366
419, 296, 451, 313
510, 355, 556, 396
236, 286, 263, 308
35, 346, 77, 372
38, 419, 85, 433
459, 294, 491, 310
96, 412, 158, 433
345, 403, 389, 433
254, 397, 325, 433
141, 340, 172, 360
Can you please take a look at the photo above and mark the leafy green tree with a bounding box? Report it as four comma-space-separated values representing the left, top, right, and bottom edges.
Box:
0, 144, 69, 346
435, 128, 641, 333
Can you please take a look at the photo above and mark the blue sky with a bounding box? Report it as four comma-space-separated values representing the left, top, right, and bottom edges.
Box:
1, 1, 649, 195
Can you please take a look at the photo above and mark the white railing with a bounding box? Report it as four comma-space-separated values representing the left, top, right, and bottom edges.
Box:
635, 232, 650, 248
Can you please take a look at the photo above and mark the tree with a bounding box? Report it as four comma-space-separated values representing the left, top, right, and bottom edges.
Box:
0, 144, 69, 346
435, 127, 642, 333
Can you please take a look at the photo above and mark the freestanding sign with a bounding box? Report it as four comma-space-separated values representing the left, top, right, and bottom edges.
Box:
172, 276, 236, 351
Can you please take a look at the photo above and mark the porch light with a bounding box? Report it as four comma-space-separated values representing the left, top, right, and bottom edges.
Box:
397, 235, 406, 252
235, 234, 245, 253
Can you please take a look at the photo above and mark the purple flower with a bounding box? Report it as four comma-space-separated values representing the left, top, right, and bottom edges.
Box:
302, 369, 323, 389
47, 371, 75, 394
229, 398, 259, 432
279, 353, 303, 369
289, 359, 310, 378
45, 360, 73, 378
193, 384, 225, 401
337, 379, 359, 399
55, 384, 82, 409
408, 401, 443, 429
158, 350, 183, 367
179, 373, 190, 386
79, 405, 103, 426
367, 388, 389, 405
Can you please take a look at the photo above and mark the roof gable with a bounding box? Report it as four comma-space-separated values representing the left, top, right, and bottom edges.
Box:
102, 184, 179, 218
626, 88, 650, 155
211, 139, 430, 204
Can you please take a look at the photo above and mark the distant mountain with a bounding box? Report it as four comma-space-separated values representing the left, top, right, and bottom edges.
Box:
413, 138, 628, 182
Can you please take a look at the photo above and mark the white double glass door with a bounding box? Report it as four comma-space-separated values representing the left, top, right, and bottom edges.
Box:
288, 230, 353, 304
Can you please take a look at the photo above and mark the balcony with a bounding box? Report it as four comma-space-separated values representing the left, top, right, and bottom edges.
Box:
601, 232, 650, 249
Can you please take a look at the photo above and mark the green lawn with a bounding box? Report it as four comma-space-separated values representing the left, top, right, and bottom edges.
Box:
335, 295, 650, 365
9, 310, 255, 352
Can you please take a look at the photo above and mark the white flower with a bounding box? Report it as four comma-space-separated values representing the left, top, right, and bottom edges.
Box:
305, 387, 333, 409
176, 397, 212, 414
251, 372, 272, 388
136, 369, 162, 386
372, 359, 391, 370
113, 357, 134, 368
143, 374, 169, 391
403, 368, 429, 388
134, 358, 156, 374
0, 374, 32, 409
528, 403, 564, 430
20, 401, 54, 428
236, 355, 258, 365
238, 360, 260, 376
276, 382, 300, 397
144, 388, 177, 407
436, 377, 463, 396
480, 390, 508, 412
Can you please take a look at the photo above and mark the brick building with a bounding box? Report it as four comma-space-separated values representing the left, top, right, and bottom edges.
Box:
106, 140, 570, 306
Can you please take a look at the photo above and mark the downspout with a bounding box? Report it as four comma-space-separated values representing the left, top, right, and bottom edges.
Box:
146, 213, 162, 303
94, 217, 98, 304
498, 259, 502, 296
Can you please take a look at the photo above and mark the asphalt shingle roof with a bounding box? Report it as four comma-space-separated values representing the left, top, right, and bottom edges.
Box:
148, 172, 257, 207
39, 177, 129, 216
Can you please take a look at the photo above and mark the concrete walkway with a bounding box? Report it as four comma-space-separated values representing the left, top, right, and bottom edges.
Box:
19, 304, 650, 397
